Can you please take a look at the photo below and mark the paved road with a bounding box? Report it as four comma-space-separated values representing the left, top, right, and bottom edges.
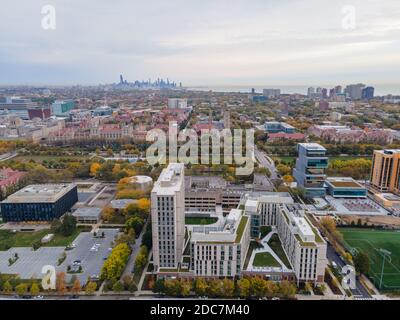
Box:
326, 244, 371, 298
121, 222, 147, 279
254, 148, 278, 179
0, 152, 17, 162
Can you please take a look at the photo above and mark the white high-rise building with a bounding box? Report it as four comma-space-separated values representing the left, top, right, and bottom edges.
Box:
168, 98, 188, 109
244, 193, 327, 284
263, 89, 281, 98
151, 163, 185, 271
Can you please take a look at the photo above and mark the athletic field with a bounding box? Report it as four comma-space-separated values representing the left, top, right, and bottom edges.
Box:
339, 228, 400, 290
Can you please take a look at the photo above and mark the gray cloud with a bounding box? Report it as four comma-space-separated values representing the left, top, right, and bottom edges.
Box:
0, 0, 399, 87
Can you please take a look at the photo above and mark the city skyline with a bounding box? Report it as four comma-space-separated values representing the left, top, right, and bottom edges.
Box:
1, 0, 400, 87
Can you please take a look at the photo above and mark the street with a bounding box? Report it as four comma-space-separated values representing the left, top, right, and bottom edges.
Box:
326, 244, 371, 298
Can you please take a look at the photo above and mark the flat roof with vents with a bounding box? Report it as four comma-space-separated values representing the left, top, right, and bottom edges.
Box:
3, 184, 76, 203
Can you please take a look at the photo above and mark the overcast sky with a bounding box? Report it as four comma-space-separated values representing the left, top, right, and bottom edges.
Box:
1, 0, 399, 88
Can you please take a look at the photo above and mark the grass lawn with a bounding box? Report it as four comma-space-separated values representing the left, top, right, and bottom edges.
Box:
244, 241, 263, 269
340, 228, 400, 290
0, 227, 84, 251
14, 155, 88, 163
185, 217, 218, 225
260, 226, 272, 239
268, 234, 292, 269
253, 252, 280, 267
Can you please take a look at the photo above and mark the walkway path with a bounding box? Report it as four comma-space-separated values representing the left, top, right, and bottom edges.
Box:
247, 229, 292, 273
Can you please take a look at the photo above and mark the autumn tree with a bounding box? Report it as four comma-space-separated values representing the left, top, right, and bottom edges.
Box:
278, 280, 297, 298
15, 283, 28, 296
56, 272, 67, 295
194, 278, 208, 296
30, 282, 40, 296
222, 278, 235, 297
71, 278, 82, 295
90, 163, 101, 176
3, 281, 12, 293
85, 281, 97, 295
237, 278, 251, 297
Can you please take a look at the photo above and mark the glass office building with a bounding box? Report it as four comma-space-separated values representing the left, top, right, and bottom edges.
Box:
293, 143, 328, 198
1, 184, 78, 222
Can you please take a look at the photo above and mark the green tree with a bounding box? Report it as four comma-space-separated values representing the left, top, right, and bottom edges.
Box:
206, 279, 222, 298
56, 214, 77, 236
3, 281, 12, 293
250, 277, 267, 297
126, 216, 144, 235
15, 283, 28, 296
112, 281, 124, 292
100, 243, 131, 282
153, 279, 165, 294
278, 280, 297, 298
237, 278, 251, 297
30, 282, 40, 296
85, 281, 97, 295
354, 251, 370, 275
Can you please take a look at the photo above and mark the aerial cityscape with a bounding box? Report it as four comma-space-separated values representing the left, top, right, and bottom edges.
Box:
0, 0, 399, 313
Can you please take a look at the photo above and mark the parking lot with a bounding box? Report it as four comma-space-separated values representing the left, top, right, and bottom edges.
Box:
62, 229, 119, 284
0, 229, 120, 285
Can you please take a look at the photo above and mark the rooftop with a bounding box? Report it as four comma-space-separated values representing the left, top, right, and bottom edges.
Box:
298, 143, 326, 151
152, 163, 184, 195
326, 177, 364, 189
191, 209, 249, 244
3, 184, 76, 203
72, 207, 102, 218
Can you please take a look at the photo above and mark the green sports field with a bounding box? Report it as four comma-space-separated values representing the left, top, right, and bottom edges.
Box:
340, 228, 400, 290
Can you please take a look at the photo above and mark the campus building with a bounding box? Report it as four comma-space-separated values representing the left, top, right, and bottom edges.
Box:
1, 184, 78, 222
325, 177, 367, 198
188, 208, 250, 277
184, 176, 255, 215
244, 192, 294, 237
168, 98, 188, 109
293, 143, 328, 198
264, 121, 295, 134
51, 100, 75, 117
151, 163, 185, 271
244, 193, 327, 284
370, 149, 400, 194
0, 96, 37, 119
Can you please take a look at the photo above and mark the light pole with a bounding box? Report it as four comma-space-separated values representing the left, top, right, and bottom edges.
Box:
377, 248, 391, 290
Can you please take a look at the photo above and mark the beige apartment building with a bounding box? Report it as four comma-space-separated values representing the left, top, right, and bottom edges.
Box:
370, 149, 400, 194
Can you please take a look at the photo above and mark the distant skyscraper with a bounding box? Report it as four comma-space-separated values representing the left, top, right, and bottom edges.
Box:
307, 87, 315, 98
151, 163, 185, 271
262, 88, 281, 98
362, 86, 375, 100
119, 74, 124, 84
322, 88, 328, 99
344, 83, 365, 100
